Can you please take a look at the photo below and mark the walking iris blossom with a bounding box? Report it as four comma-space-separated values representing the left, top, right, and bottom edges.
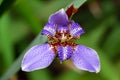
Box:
21, 9, 100, 73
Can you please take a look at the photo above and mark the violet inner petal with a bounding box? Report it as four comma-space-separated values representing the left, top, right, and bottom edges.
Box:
49, 9, 69, 25
57, 45, 73, 62
41, 23, 56, 36
57, 25, 68, 33
70, 23, 85, 37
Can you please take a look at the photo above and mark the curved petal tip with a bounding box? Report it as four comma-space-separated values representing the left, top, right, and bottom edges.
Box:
21, 65, 30, 72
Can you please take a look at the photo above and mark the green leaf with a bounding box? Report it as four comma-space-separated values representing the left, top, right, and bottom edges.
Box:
73, 0, 87, 8
65, 0, 87, 9
0, 12, 14, 70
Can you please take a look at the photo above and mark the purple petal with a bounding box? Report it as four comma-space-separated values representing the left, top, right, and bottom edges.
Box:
57, 45, 73, 62
41, 23, 56, 36
57, 25, 68, 33
21, 43, 56, 72
70, 22, 85, 37
49, 9, 69, 25
71, 45, 100, 73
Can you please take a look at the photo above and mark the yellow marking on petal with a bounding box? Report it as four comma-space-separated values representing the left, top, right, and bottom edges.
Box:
61, 34, 67, 42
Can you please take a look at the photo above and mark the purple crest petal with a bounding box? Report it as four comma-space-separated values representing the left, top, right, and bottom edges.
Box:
57, 25, 68, 33
71, 45, 100, 73
41, 23, 56, 36
49, 9, 69, 25
70, 23, 85, 37
21, 43, 56, 72
57, 45, 73, 62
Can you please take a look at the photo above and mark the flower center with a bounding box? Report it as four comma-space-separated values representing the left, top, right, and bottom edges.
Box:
49, 41, 76, 54
47, 25, 77, 56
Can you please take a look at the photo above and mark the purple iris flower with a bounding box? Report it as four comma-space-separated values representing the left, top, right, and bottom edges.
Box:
21, 9, 100, 73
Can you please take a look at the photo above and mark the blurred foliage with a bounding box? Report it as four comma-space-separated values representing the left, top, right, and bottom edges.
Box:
0, 0, 120, 80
